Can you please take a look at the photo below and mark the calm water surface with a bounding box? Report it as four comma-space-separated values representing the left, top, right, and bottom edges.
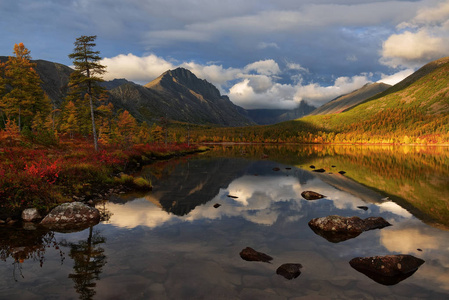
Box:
1, 145, 449, 299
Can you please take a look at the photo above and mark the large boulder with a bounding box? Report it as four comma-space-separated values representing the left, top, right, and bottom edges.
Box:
40, 202, 100, 232
349, 255, 425, 285
239, 247, 273, 263
308, 215, 391, 243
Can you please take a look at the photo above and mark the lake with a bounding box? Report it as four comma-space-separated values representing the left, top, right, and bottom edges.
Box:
1, 144, 449, 299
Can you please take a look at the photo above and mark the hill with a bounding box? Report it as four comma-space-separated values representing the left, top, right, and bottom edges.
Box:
309, 82, 391, 115
1, 57, 254, 127
299, 56, 449, 143
108, 68, 254, 126
188, 56, 449, 144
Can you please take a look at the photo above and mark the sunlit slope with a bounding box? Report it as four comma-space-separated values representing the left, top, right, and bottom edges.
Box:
299, 57, 449, 142
296, 146, 449, 230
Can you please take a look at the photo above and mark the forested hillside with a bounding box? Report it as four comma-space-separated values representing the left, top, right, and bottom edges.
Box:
185, 57, 449, 144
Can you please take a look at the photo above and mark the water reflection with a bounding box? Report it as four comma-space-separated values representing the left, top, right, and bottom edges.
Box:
1, 145, 449, 299
61, 227, 107, 300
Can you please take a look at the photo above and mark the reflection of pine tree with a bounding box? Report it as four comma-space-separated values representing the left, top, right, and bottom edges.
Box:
67, 227, 106, 300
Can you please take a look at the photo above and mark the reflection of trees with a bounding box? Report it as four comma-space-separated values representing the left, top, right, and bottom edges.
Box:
0, 227, 64, 281
62, 227, 107, 300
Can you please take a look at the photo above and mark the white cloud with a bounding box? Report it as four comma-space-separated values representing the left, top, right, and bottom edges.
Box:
243, 59, 281, 76
101, 53, 174, 84
293, 75, 372, 107
380, 0, 449, 68
101, 52, 374, 109
378, 68, 414, 85
229, 79, 299, 109
257, 42, 280, 50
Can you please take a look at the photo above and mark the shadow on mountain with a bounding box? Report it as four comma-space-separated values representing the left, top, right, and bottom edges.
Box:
142, 157, 253, 216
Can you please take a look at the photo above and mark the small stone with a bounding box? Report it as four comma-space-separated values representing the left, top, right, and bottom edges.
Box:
239, 247, 273, 263
309, 165, 315, 169
301, 191, 325, 200
272, 167, 280, 171
22, 208, 42, 222
357, 206, 369, 211
213, 203, 221, 208
276, 263, 302, 280
312, 168, 326, 173
338, 171, 346, 175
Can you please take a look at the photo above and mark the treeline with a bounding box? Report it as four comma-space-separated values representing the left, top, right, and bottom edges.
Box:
0, 39, 169, 149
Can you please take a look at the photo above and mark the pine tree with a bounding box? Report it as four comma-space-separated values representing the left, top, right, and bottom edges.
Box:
117, 110, 137, 146
68, 36, 106, 151
60, 100, 79, 139
0, 43, 50, 131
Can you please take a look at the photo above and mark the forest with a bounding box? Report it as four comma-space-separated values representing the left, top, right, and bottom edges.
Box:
0, 38, 448, 214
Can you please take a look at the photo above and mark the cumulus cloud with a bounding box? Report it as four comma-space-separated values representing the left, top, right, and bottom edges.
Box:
380, 0, 449, 68
101, 53, 174, 84
378, 68, 415, 85
101, 52, 374, 109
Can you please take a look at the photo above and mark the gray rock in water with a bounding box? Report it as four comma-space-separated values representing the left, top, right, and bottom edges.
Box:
308, 215, 391, 243
276, 263, 302, 280
40, 202, 100, 232
22, 208, 42, 222
349, 255, 425, 285
239, 247, 273, 263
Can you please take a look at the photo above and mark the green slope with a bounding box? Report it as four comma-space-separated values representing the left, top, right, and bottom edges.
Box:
298, 57, 449, 143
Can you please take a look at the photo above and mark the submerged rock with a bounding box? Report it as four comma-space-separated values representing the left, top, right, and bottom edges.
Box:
308, 215, 391, 243
40, 202, 100, 232
213, 203, 221, 208
357, 206, 369, 211
239, 247, 273, 263
276, 263, 302, 280
301, 191, 325, 200
349, 255, 425, 285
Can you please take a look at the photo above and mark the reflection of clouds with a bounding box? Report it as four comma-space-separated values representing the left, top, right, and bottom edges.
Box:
105, 172, 420, 230
225, 175, 302, 206
378, 201, 413, 218
380, 219, 449, 291
106, 198, 178, 229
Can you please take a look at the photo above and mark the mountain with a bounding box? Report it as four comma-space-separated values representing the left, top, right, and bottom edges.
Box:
247, 100, 315, 124
108, 68, 255, 126
299, 56, 449, 141
1, 57, 254, 126
0, 57, 73, 107
308, 82, 391, 116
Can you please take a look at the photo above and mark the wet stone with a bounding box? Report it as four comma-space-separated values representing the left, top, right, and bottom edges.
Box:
349, 255, 425, 285
301, 191, 325, 200
239, 247, 273, 263
276, 263, 302, 280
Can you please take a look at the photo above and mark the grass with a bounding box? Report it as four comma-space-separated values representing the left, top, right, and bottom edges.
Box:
0, 135, 202, 217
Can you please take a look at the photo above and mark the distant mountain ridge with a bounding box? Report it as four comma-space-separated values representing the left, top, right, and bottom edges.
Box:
0, 56, 255, 126
247, 101, 315, 124
108, 67, 255, 126
309, 82, 391, 116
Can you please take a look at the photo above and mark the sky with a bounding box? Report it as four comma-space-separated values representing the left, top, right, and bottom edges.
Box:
1, 0, 449, 109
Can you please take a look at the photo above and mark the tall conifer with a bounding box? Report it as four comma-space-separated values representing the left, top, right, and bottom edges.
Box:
67, 35, 106, 151
0, 43, 50, 131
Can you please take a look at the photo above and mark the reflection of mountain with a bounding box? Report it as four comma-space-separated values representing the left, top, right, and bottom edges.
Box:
143, 158, 253, 216
295, 146, 449, 229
